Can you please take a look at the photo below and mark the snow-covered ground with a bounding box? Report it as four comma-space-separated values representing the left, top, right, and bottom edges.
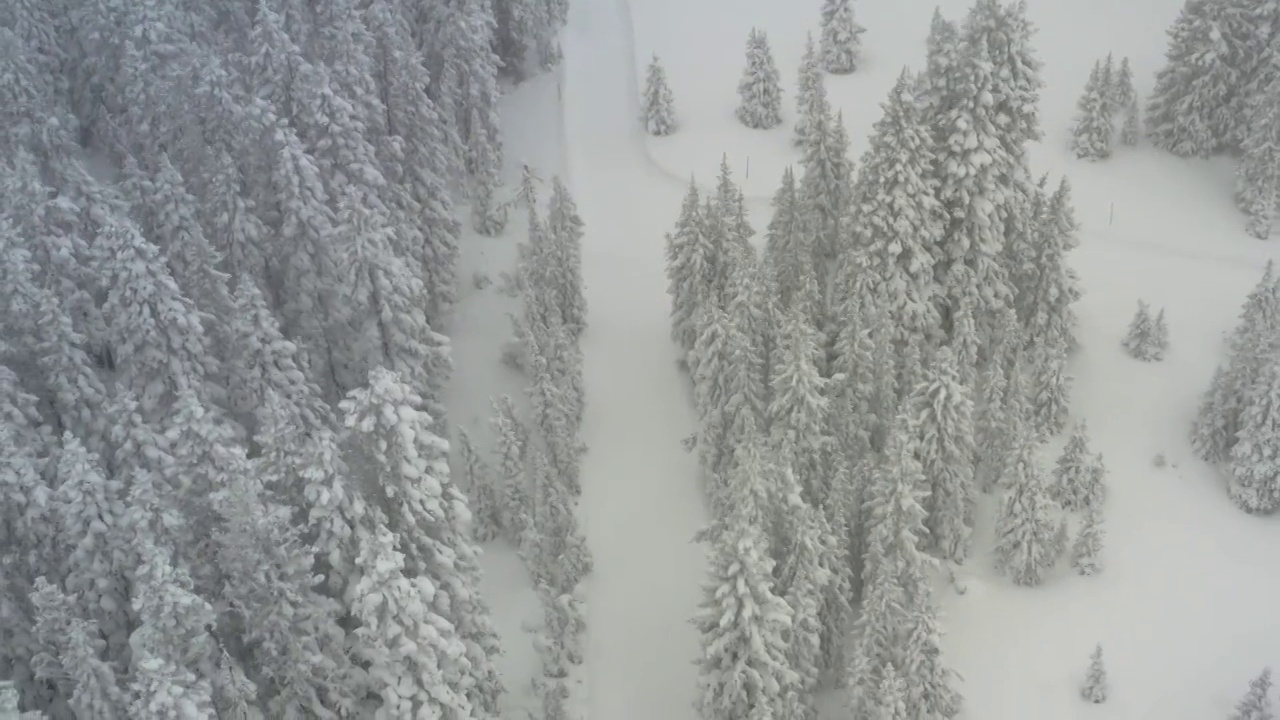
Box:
454, 0, 1280, 717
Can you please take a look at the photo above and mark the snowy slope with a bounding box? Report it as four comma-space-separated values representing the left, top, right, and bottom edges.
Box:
571, 0, 1280, 717
559, 0, 710, 717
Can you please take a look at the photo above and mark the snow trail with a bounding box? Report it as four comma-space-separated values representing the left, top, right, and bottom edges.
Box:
560, 0, 709, 718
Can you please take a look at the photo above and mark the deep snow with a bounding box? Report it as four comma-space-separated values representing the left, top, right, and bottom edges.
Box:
451, 0, 1280, 717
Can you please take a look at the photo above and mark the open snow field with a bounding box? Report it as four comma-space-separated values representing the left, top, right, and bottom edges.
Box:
452, 0, 1280, 717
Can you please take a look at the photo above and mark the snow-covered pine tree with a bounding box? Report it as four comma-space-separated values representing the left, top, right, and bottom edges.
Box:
1122, 300, 1162, 361
456, 428, 501, 542
867, 663, 908, 720
491, 396, 531, 545
1070, 61, 1114, 160
1113, 56, 1140, 145
846, 412, 935, 716
666, 180, 711, 364
340, 368, 504, 715
642, 54, 677, 136
1080, 644, 1108, 702
1071, 503, 1104, 575
1228, 355, 1280, 514
793, 34, 823, 148
693, 499, 800, 720
819, 0, 865, 74
1236, 60, 1280, 240
526, 442, 592, 593
919, 7, 961, 137
1152, 307, 1169, 359
768, 308, 829, 504
994, 430, 1062, 586
1192, 263, 1280, 462
736, 28, 784, 130
764, 167, 819, 317
547, 177, 587, 339
798, 103, 853, 290
1054, 422, 1104, 511
1019, 177, 1083, 354
910, 347, 976, 564
1230, 668, 1275, 720
778, 503, 831, 720
1030, 342, 1071, 437
899, 609, 961, 720
29, 577, 129, 720
850, 69, 945, 349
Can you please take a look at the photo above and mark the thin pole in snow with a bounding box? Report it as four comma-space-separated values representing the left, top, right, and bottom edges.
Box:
745, 156, 750, 179
1109, 202, 1114, 226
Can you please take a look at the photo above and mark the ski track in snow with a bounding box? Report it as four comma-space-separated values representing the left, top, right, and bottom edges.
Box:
561, 0, 709, 718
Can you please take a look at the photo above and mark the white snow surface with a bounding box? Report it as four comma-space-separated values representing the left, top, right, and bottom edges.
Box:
453, 0, 1280, 717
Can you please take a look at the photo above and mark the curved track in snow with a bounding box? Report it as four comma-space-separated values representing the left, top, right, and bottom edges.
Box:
560, 0, 709, 717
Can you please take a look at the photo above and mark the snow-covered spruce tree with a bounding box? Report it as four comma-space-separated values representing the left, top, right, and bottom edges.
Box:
1112, 56, 1140, 145
693, 498, 800, 720
1122, 300, 1164, 361
29, 577, 129, 719
910, 347, 976, 564
1236, 62, 1280, 239
994, 430, 1063, 586
1081, 644, 1108, 703
900, 608, 961, 720
849, 413, 929, 709
491, 395, 531, 545
526, 442, 592, 593
768, 307, 830, 504
548, 177, 587, 339
642, 54, 677, 136
1230, 668, 1275, 720
962, 0, 1044, 156
1054, 422, 1104, 511
456, 428, 502, 542
341, 368, 504, 715
1153, 307, 1170, 357
919, 7, 962, 136
793, 34, 824, 148
777, 503, 832, 720
1030, 342, 1071, 438
1228, 355, 1280, 514
1072, 503, 1104, 575
1071, 61, 1114, 160
850, 69, 946, 349
1018, 177, 1083, 354
765, 167, 819, 317
736, 28, 784, 130
867, 663, 909, 720
1191, 263, 1280, 462
819, 0, 865, 74
798, 102, 854, 288
666, 180, 712, 365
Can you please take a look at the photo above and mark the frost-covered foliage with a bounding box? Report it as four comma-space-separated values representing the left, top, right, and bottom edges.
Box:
0, 0, 566, 708
1122, 300, 1167, 361
819, 0, 865, 74
1071, 60, 1114, 160
642, 54, 678, 136
1237, 57, 1280, 239
1080, 644, 1108, 703
1230, 669, 1276, 720
737, 28, 784, 129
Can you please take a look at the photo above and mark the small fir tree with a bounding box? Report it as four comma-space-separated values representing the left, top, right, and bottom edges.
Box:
1072, 504, 1104, 575
1070, 61, 1113, 160
1054, 422, 1104, 511
1122, 300, 1164, 361
1080, 644, 1108, 703
737, 29, 784, 130
819, 0, 865, 74
1230, 669, 1275, 720
642, 54, 677, 136
994, 432, 1062, 586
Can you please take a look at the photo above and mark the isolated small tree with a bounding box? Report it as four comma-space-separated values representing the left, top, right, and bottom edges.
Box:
1071, 61, 1113, 160
1054, 423, 1104, 511
1231, 669, 1276, 720
819, 0, 865, 74
737, 28, 784, 130
1072, 504, 1104, 575
642, 55, 677, 136
1080, 644, 1108, 703
1122, 301, 1164, 361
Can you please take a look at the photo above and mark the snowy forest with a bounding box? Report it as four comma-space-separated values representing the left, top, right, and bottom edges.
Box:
0, 0, 580, 715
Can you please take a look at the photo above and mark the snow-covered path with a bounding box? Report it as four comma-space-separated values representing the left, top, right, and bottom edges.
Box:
560, 0, 708, 717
